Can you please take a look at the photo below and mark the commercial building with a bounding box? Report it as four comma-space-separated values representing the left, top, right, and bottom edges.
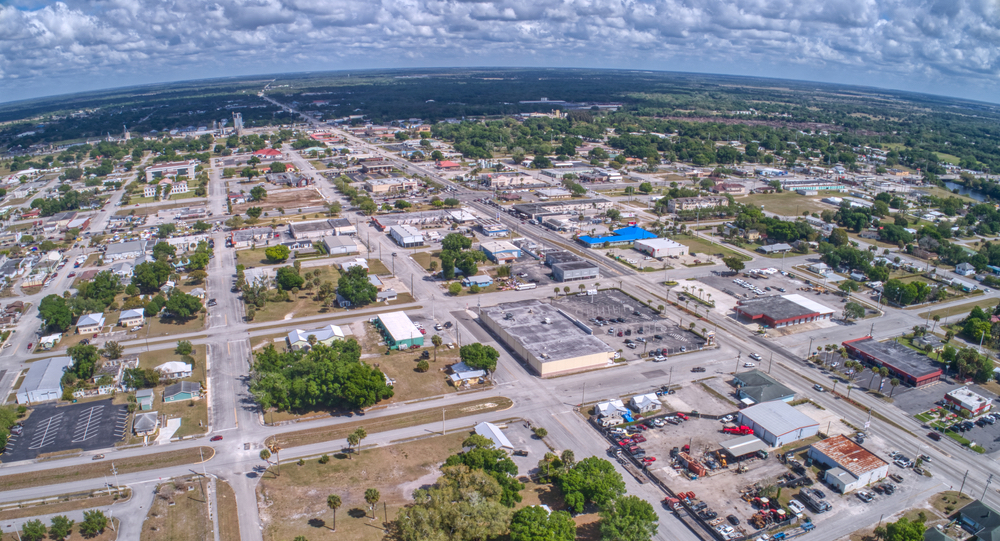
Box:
945, 386, 993, 415
76, 313, 105, 334
480, 299, 614, 377
462, 275, 494, 287
104, 240, 148, 261
808, 435, 889, 493
364, 176, 416, 194
634, 238, 689, 258
481, 240, 521, 263
513, 198, 613, 220
577, 226, 657, 248
328, 218, 357, 236
667, 196, 728, 213
474, 421, 513, 450
266, 172, 310, 187
145, 160, 197, 183
231, 227, 274, 248
757, 243, 793, 254
957, 501, 1000, 541
736, 401, 820, 447
842, 336, 943, 387
287, 325, 345, 350
720, 435, 770, 460
478, 218, 509, 238
321, 236, 360, 255
289, 219, 337, 240
733, 370, 795, 405
734, 294, 835, 328
545, 251, 600, 282
143, 180, 188, 199
16, 356, 73, 404
374, 312, 425, 350
389, 225, 424, 248
780, 180, 845, 191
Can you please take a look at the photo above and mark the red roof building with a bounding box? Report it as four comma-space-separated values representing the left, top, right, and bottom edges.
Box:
437, 161, 461, 169
253, 148, 282, 157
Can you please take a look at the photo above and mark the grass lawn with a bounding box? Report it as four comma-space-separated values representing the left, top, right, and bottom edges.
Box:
216, 479, 241, 541
235, 248, 276, 267
922, 185, 981, 204
251, 331, 291, 350
133, 347, 209, 439
744, 192, 832, 216
411, 251, 443, 272
142, 476, 212, 541
0, 491, 123, 521
847, 232, 903, 250
672, 234, 750, 261
919, 298, 1000, 320
269, 397, 513, 447
0, 447, 213, 491
367, 258, 391, 275
254, 266, 343, 323
258, 432, 468, 541
375, 350, 460, 403
931, 491, 973, 515
143, 313, 206, 339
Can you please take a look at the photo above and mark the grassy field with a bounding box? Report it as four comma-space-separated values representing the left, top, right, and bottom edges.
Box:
411, 251, 443, 272
133, 347, 208, 439
254, 266, 343, 323
269, 397, 513, 448
375, 349, 461, 403
258, 432, 468, 541
672, 234, 750, 261
919, 298, 1000, 320
143, 313, 206, 339
142, 476, 212, 541
216, 479, 241, 541
235, 248, 277, 267
921, 185, 981, 204
0, 447, 213, 491
743, 191, 833, 216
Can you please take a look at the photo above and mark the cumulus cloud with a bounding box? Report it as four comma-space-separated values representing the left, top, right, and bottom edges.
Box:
1, 0, 1000, 102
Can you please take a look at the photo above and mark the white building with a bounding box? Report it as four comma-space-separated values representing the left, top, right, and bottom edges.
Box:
634, 238, 689, 258
119, 308, 145, 327
286, 325, 346, 350
155, 361, 193, 379
474, 421, 513, 450
76, 313, 106, 334
630, 393, 662, 413
389, 225, 424, 248
17, 356, 72, 404
737, 401, 820, 447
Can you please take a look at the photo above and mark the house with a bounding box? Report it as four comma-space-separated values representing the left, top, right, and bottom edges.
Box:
945, 386, 993, 416
474, 421, 513, 450
163, 381, 201, 403
133, 411, 159, 436
155, 361, 193, 380
76, 313, 105, 334
119, 308, 145, 327
956, 262, 976, 276
596, 399, 628, 419
808, 262, 831, 275
630, 393, 662, 414
757, 243, 793, 254
341, 258, 369, 271
377, 289, 398, 302
38, 333, 62, 349
16, 356, 73, 404
110, 261, 134, 279
448, 361, 487, 385
462, 275, 493, 288
135, 389, 154, 411
286, 325, 346, 350
957, 500, 1000, 541
189, 288, 206, 300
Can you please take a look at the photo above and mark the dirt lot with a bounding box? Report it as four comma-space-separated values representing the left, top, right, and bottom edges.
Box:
231, 187, 326, 215
141, 476, 212, 541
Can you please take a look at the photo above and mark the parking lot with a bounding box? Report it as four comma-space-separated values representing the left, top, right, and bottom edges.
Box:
3, 399, 128, 461
553, 289, 706, 358
509, 258, 557, 286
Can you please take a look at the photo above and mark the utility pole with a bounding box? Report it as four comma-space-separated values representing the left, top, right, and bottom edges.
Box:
808, 337, 814, 359
442, 409, 446, 435
984, 474, 995, 500
110, 462, 120, 494
869, 322, 875, 338
768, 352, 773, 374
735, 351, 741, 373
582, 382, 586, 406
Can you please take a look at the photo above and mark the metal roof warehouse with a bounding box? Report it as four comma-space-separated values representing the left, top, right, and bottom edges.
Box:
734, 294, 834, 328
736, 401, 820, 447
578, 226, 657, 247
842, 336, 943, 387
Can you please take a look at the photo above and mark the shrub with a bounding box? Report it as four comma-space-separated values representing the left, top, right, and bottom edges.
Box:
416, 360, 430, 372
319, 454, 330, 464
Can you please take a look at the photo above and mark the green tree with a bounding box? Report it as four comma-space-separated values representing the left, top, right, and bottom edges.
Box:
79, 510, 108, 537
164, 292, 203, 319
445, 438, 524, 507
22, 519, 46, 541
533, 427, 548, 438
448, 282, 462, 295
839, 279, 860, 295
250, 185, 268, 202
68, 343, 100, 379
394, 465, 512, 541
39, 294, 72, 332
193, 220, 212, 232
599, 495, 659, 541
157, 223, 176, 238
246, 206, 264, 219
722, 256, 745, 273
556, 457, 626, 514
276, 266, 306, 290
829, 228, 850, 246
327, 494, 342, 531
336, 265, 378, 306
884, 517, 926, 541
350, 427, 368, 457
270, 162, 287, 173
152, 241, 176, 262
131, 261, 172, 293
175, 340, 193, 356
442, 233, 473, 252
431, 334, 443, 361
459, 343, 499, 372
444, 197, 460, 208
101, 340, 124, 360
843, 302, 865, 321
265, 244, 291, 263
510, 505, 576, 541
49, 515, 74, 541
365, 488, 381, 520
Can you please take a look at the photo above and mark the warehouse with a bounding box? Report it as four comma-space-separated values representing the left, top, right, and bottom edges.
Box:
321, 236, 360, 255
289, 219, 336, 240
808, 435, 888, 493
734, 294, 834, 328
545, 251, 600, 282
736, 401, 820, 447
17, 356, 73, 404
577, 226, 657, 248
389, 225, 424, 248
374, 311, 425, 350
634, 238, 689, 258
513, 198, 614, 220
842, 336, 943, 387
720, 435, 769, 460
328, 218, 357, 236
480, 299, 614, 377
480, 240, 522, 263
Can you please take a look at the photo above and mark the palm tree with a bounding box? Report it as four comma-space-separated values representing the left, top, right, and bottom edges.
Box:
594, 282, 601, 290
351, 427, 368, 457
698, 288, 704, 299
846, 384, 854, 399
931, 315, 941, 334
365, 488, 381, 521
889, 378, 901, 398
554, 287, 560, 296
431, 335, 442, 361
260, 448, 271, 467
347, 432, 360, 459
327, 494, 342, 531
307, 334, 318, 347
579, 284, 586, 293
868, 365, 883, 388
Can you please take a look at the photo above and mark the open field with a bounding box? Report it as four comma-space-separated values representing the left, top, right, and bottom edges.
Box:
743, 191, 833, 216
672, 234, 750, 261
411, 251, 443, 272
143, 313, 207, 339
375, 350, 462, 403
216, 479, 241, 541
231, 188, 326, 215
918, 298, 1000, 320
254, 266, 343, 323
0, 491, 124, 521
269, 396, 514, 447
141, 476, 212, 541
0, 447, 213, 491
258, 432, 468, 541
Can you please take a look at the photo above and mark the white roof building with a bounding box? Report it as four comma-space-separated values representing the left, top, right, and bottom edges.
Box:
17, 356, 72, 404
287, 325, 345, 350
596, 399, 628, 418
630, 393, 662, 413
474, 421, 513, 450
155, 361, 193, 378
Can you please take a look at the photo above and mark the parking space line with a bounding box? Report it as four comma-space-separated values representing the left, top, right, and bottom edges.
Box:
28, 413, 64, 450
71, 405, 104, 443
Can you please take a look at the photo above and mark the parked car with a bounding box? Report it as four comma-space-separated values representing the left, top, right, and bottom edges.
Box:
513, 450, 529, 456
727, 515, 740, 525
927, 432, 941, 441
691, 367, 706, 372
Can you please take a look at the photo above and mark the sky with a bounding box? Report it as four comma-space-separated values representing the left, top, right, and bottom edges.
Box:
2, 0, 1000, 104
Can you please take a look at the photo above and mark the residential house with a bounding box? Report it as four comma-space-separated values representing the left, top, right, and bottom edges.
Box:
133, 411, 158, 436
286, 325, 346, 350
956, 262, 976, 276
163, 381, 201, 403
76, 313, 105, 334
156, 361, 193, 380
118, 308, 145, 327
135, 389, 154, 411
630, 393, 662, 414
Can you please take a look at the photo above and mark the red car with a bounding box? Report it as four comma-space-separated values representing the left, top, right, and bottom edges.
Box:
26, 343, 32, 350
210, 435, 223, 442
67, 272, 76, 278
633, 435, 647, 443
642, 457, 657, 463
419, 329, 427, 334
677, 413, 689, 421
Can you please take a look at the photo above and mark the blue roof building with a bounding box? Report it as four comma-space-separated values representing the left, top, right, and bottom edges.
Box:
462, 275, 494, 287
577, 226, 657, 247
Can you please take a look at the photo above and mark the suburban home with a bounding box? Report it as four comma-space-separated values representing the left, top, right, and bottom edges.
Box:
110, 261, 135, 278
448, 361, 487, 385
377, 289, 398, 302
163, 381, 201, 403
155, 361, 193, 380
596, 399, 629, 424
135, 389, 154, 411
76, 313, 106, 334
189, 288, 207, 300
133, 411, 158, 436
473, 421, 513, 450
118, 308, 145, 327
286, 325, 346, 350
956, 262, 976, 276
630, 393, 662, 414
462, 275, 493, 288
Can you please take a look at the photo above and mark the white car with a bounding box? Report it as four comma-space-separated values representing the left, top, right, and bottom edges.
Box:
743, 362, 756, 368
721, 415, 734, 423
749, 353, 762, 361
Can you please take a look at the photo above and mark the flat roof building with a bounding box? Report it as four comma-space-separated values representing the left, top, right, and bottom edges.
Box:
720, 435, 769, 459
145, 160, 197, 183
733, 370, 795, 405
105, 240, 148, 261
481, 240, 521, 263
480, 299, 613, 377
735, 294, 834, 328
667, 196, 728, 213
736, 401, 820, 447
289, 219, 337, 240
513, 198, 613, 220
389, 225, 424, 248
17, 356, 72, 404
634, 238, 689, 258
578, 226, 657, 248
478, 218, 509, 238
374, 311, 425, 350
842, 336, 943, 387
945, 386, 993, 415
808, 435, 889, 493
552, 260, 600, 282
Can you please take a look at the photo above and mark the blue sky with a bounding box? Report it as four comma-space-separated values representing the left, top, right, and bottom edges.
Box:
2, 0, 1000, 104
